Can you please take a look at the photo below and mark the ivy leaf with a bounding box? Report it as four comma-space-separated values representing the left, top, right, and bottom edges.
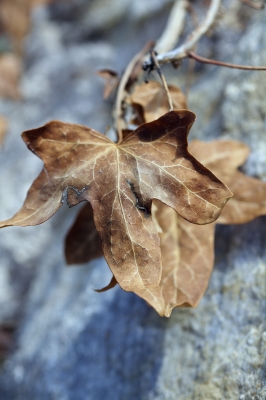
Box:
0, 111, 232, 316
152, 199, 214, 316
155, 139, 266, 316
65, 139, 266, 316
65, 202, 103, 265
129, 81, 187, 123
96, 69, 119, 99
189, 140, 266, 224
66, 199, 214, 316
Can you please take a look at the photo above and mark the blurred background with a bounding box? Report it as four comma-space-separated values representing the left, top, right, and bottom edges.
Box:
0, 1, 265, 399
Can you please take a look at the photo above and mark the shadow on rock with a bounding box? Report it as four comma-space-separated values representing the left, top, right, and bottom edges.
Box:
0, 285, 170, 400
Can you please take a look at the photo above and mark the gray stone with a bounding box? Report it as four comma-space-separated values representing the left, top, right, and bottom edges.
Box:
0, 1, 265, 399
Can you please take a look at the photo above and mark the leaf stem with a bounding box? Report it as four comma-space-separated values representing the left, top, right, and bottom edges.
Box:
150, 50, 173, 112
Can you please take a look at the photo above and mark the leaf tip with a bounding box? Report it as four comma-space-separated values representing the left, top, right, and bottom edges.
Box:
93, 275, 118, 292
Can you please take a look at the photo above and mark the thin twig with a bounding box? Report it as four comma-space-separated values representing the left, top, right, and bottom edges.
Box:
186, 2, 199, 27
144, 0, 221, 68
184, 4, 199, 98
115, 41, 154, 144
150, 51, 173, 111
240, 0, 264, 10
188, 51, 266, 70
155, 0, 189, 54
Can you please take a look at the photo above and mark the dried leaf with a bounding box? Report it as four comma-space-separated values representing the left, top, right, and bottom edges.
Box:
64, 138, 266, 317
0, 116, 8, 146
65, 202, 102, 264
130, 81, 187, 123
0, 54, 22, 100
64, 196, 215, 315
97, 69, 119, 99
154, 139, 266, 316
189, 140, 266, 224
0, 0, 31, 53
0, 111, 232, 316
0, 0, 66, 52
152, 200, 215, 316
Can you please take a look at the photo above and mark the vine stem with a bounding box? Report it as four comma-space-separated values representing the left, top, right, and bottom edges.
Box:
144, 0, 222, 68
188, 51, 266, 70
155, 0, 189, 54
115, 41, 154, 144
114, 1, 189, 143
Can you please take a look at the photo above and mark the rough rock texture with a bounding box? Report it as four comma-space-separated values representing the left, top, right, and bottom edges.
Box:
0, 1, 265, 399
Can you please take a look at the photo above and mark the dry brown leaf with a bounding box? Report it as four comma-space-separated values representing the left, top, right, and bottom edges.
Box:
65, 202, 103, 264
0, 116, 8, 146
97, 69, 120, 99
64, 138, 266, 317
0, 0, 31, 53
0, 111, 232, 316
0, 0, 66, 53
189, 140, 266, 224
0, 54, 22, 100
64, 198, 215, 316
129, 81, 187, 123
153, 139, 266, 316
152, 200, 215, 316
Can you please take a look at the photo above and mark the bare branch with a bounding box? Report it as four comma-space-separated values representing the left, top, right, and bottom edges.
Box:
144, 0, 221, 68
115, 41, 154, 144
188, 51, 266, 71
155, 0, 189, 54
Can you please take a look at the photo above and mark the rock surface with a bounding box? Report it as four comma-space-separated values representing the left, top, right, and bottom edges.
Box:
0, 1, 265, 399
